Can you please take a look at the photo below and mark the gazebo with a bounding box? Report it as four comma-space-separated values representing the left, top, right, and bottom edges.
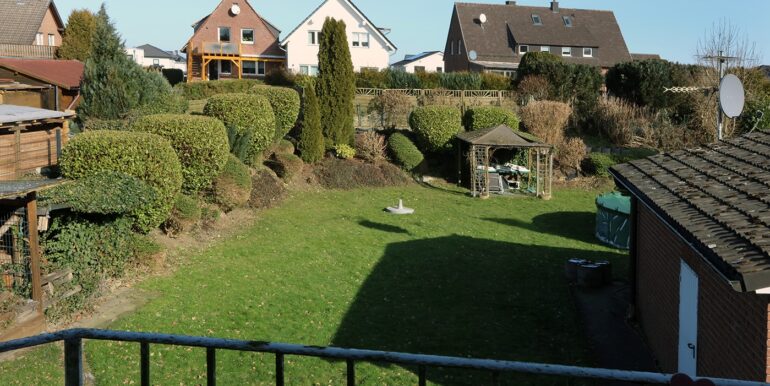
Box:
456, 125, 554, 200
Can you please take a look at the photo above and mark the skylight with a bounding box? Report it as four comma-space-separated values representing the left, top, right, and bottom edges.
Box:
563, 16, 573, 27
531, 14, 542, 25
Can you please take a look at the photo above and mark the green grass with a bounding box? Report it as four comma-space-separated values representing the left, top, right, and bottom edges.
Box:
0, 184, 626, 385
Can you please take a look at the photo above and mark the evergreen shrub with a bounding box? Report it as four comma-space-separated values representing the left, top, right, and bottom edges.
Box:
388, 132, 424, 171
408, 106, 463, 152
203, 93, 276, 165
464, 106, 520, 131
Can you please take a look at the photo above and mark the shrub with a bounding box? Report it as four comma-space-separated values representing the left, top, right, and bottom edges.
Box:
356, 68, 388, 88
226, 124, 253, 164
313, 158, 411, 189
60, 130, 183, 232
211, 154, 253, 212
162, 69, 185, 86
83, 118, 128, 131
408, 106, 463, 152
264, 68, 296, 87
174, 79, 263, 100
355, 131, 386, 162
367, 91, 413, 129
594, 97, 652, 146
58, 9, 97, 61
266, 153, 304, 181
333, 144, 356, 160
517, 75, 551, 103
558, 137, 588, 171
249, 167, 286, 209
269, 139, 295, 156
416, 72, 441, 89
464, 106, 520, 131
203, 93, 276, 164
519, 101, 572, 146
387, 69, 420, 89
129, 92, 189, 117
388, 132, 424, 171
317, 18, 356, 147
606, 59, 697, 111
298, 84, 324, 163
43, 171, 156, 215
480, 72, 512, 90
164, 194, 201, 236
131, 114, 229, 193
252, 86, 301, 140
439, 72, 482, 90
583, 153, 618, 178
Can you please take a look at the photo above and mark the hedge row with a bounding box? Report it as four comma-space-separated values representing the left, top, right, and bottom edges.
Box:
174, 79, 264, 100
252, 86, 301, 140
464, 106, 519, 131
388, 132, 424, 171
203, 93, 276, 165
356, 69, 512, 91
212, 154, 253, 212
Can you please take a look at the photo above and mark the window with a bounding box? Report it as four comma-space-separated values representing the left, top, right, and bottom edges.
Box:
308, 31, 320, 45
300, 65, 319, 76
257, 61, 266, 75
562, 47, 572, 56
450, 41, 455, 55
241, 29, 254, 44
583, 47, 593, 57
243, 61, 256, 75
220, 60, 232, 74
541, 46, 550, 53
153, 59, 160, 65
48, 34, 55, 46
519, 45, 529, 54
414, 66, 426, 73
563, 16, 573, 27
437, 67, 443, 73
35, 33, 44, 45
218, 27, 231, 42
127, 54, 134, 61
531, 14, 542, 25
352, 32, 369, 48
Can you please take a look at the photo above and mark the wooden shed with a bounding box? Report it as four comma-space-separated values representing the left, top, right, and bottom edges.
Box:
0, 105, 72, 181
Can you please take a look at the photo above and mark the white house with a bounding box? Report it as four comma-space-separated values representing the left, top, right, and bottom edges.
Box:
391, 51, 445, 73
280, 0, 397, 75
126, 44, 187, 72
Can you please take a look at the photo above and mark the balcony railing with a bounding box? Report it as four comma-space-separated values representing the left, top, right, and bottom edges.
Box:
190, 41, 242, 56
0, 328, 767, 386
0, 44, 57, 59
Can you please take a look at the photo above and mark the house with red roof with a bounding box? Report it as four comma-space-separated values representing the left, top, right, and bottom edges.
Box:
0, 58, 84, 111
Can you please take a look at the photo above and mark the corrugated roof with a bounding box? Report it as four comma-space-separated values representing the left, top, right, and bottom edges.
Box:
0, 0, 54, 45
0, 58, 83, 89
611, 131, 770, 292
0, 104, 73, 124
454, 2, 631, 68
0, 179, 66, 200
456, 124, 549, 147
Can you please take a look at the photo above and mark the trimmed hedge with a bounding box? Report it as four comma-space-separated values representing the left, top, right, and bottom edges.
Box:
388, 132, 424, 171
313, 158, 411, 190
60, 130, 183, 233
44, 171, 156, 215
252, 86, 301, 140
83, 118, 129, 131
408, 106, 463, 152
212, 154, 253, 212
164, 194, 201, 236
203, 93, 276, 165
464, 106, 520, 131
174, 79, 263, 100
131, 114, 230, 193
583, 153, 617, 178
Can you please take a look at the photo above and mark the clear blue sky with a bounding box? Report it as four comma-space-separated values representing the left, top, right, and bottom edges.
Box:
55, 0, 769, 65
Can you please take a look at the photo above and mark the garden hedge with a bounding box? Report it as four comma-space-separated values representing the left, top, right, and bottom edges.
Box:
464, 106, 520, 131
44, 171, 156, 215
252, 86, 301, 140
408, 106, 463, 152
174, 79, 263, 100
212, 154, 253, 212
164, 194, 202, 236
60, 130, 183, 233
203, 93, 276, 165
388, 132, 424, 171
131, 114, 230, 193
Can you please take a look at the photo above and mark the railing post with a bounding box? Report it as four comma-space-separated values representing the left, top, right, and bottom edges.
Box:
207, 348, 216, 386
346, 359, 355, 386
64, 337, 83, 386
140, 342, 150, 386
275, 353, 285, 386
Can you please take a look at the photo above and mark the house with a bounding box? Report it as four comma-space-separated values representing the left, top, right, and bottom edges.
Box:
127, 44, 187, 72
444, 1, 631, 76
182, 0, 286, 81
0, 0, 64, 59
0, 58, 83, 111
280, 0, 397, 75
631, 53, 661, 61
610, 131, 770, 381
391, 51, 444, 73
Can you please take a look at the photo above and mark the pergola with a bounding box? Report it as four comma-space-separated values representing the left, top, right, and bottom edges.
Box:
456, 125, 554, 200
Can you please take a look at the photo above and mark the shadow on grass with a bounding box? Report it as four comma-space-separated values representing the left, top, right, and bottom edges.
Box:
331, 235, 625, 385
484, 212, 598, 244
358, 220, 410, 235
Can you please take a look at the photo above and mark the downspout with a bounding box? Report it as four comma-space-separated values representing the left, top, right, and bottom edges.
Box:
54, 85, 60, 111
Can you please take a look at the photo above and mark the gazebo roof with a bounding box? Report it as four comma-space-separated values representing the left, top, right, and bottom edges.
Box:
456, 125, 551, 148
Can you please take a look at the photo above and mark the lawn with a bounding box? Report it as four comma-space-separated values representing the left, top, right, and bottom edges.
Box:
0, 183, 626, 385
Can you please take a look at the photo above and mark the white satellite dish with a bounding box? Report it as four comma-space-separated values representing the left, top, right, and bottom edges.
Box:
468, 50, 478, 61
230, 4, 241, 15
720, 74, 745, 119
479, 14, 487, 24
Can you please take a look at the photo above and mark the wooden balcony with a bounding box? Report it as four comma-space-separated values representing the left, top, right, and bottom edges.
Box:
0, 44, 57, 59
190, 41, 242, 57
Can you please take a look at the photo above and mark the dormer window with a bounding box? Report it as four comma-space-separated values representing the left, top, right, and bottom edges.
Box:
531, 14, 542, 25
563, 16, 573, 27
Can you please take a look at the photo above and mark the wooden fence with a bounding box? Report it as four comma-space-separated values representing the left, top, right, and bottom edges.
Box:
0, 44, 57, 59
356, 88, 515, 99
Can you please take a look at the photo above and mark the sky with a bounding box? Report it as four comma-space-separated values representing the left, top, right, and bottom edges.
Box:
54, 0, 770, 65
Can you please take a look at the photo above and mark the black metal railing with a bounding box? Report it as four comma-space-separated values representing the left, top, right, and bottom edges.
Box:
0, 329, 767, 386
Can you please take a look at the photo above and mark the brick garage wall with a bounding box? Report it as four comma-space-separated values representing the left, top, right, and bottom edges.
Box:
635, 204, 769, 381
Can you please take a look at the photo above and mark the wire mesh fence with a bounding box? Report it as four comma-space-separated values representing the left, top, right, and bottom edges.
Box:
0, 206, 31, 298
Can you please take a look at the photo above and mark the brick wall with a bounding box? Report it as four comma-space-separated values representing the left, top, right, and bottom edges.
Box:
635, 204, 769, 381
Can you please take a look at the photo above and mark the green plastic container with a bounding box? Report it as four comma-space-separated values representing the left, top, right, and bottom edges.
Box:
595, 191, 631, 249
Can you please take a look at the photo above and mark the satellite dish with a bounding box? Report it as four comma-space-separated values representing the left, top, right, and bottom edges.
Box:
230, 4, 241, 15
468, 50, 478, 61
720, 74, 745, 118
479, 14, 487, 24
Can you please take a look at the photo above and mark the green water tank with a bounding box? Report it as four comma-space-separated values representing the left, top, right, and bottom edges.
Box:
595, 192, 631, 250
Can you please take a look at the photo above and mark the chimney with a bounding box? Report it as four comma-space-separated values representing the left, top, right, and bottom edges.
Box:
505, 1, 516, 5
551, 1, 559, 12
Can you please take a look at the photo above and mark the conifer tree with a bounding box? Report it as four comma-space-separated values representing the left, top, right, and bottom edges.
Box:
316, 18, 356, 146
58, 9, 98, 61
298, 84, 324, 163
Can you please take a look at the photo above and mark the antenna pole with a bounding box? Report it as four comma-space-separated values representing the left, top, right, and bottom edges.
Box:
717, 50, 725, 141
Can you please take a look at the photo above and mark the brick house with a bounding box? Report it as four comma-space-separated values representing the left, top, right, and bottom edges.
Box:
0, 0, 64, 59
444, 1, 632, 76
182, 0, 285, 81
610, 131, 770, 381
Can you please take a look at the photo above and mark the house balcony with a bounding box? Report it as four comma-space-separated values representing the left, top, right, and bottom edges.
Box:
0, 44, 57, 59
190, 42, 243, 57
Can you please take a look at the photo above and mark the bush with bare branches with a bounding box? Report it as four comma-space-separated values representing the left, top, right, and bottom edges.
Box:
558, 137, 588, 171
517, 75, 550, 105
519, 101, 572, 146
367, 91, 413, 129
354, 131, 386, 162
594, 97, 653, 146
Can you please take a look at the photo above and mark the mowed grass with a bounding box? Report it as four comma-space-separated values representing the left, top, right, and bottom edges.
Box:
0, 184, 626, 385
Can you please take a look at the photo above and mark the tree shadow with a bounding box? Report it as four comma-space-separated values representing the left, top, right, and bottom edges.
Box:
484, 212, 598, 245
358, 220, 410, 235
331, 235, 626, 385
